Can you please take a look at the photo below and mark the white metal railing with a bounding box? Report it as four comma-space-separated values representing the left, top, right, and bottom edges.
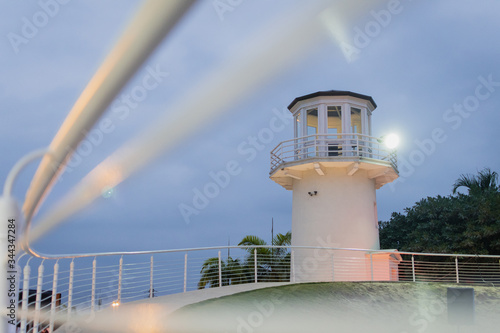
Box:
270, 133, 398, 174
13, 246, 500, 332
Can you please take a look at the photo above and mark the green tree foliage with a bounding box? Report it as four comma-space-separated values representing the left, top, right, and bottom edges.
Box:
198, 232, 291, 289
453, 167, 499, 195
239, 231, 291, 282
197, 257, 250, 289
380, 168, 500, 254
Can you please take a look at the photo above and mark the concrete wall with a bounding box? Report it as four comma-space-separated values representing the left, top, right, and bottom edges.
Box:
291, 167, 379, 250
290, 167, 380, 282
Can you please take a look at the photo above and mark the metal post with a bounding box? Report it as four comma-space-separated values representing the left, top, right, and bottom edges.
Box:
291, 250, 295, 283
183, 253, 188, 292
67, 260, 75, 320
49, 261, 59, 333
370, 253, 374, 281
254, 249, 258, 283
455, 256, 460, 283
90, 258, 96, 314
412, 255, 416, 282
149, 256, 154, 298
331, 254, 335, 282
118, 257, 123, 303
33, 262, 44, 333
218, 251, 222, 287
20, 263, 30, 333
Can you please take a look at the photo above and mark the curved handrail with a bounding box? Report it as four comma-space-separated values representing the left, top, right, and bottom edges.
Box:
18, 0, 337, 260
23, 0, 196, 222
19, 0, 197, 259
16, 244, 500, 261
3, 149, 52, 197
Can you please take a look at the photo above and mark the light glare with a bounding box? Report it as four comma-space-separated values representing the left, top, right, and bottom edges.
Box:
384, 133, 399, 149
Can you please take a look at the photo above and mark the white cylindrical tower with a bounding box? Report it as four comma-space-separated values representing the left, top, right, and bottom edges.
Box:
269, 91, 399, 282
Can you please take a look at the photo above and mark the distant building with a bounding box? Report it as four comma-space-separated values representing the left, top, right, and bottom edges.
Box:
18, 289, 61, 332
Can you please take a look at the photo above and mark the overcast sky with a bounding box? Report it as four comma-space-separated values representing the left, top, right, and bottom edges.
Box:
1, 0, 499, 256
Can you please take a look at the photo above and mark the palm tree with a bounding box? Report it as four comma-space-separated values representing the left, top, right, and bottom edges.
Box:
197, 231, 292, 288
239, 231, 291, 282
452, 168, 499, 195
197, 256, 249, 289
198, 257, 220, 289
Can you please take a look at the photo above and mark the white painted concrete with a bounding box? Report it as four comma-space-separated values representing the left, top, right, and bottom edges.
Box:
291, 168, 379, 250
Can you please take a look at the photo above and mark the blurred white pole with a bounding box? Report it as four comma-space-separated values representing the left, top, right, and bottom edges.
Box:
25, 0, 333, 257
22, 0, 197, 243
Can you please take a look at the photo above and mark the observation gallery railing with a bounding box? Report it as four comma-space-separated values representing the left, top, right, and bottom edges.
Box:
270, 134, 398, 174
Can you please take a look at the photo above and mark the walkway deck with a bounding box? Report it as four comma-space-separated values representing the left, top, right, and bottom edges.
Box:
55, 282, 291, 332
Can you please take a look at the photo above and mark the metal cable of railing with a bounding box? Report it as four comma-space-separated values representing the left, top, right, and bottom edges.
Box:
13, 245, 500, 333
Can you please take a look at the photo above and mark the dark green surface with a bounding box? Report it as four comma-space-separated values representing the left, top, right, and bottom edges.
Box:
167, 282, 500, 333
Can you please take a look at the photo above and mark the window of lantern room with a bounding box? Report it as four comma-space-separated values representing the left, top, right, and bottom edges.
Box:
306, 109, 318, 136
327, 106, 342, 156
327, 106, 342, 137
351, 107, 362, 136
295, 110, 301, 137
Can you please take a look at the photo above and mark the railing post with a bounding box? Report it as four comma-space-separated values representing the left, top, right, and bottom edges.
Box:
218, 251, 222, 287
331, 254, 335, 282
118, 257, 123, 303
33, 262, 44, 333
455, 256, 460, 283
150, 256, 154, 298
90, 258, 96, 314
411, 255, 415, 282
254, 249, 258, 283
49, 261, 59, 333
314, 134, 318, 157
20, 263, 30, 333
291, 250, 295, 283
183, 252, 188, 292
370, 253, 374, 281
67, 260, 74, 320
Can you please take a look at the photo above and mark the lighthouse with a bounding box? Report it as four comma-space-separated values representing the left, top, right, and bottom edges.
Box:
269, 90, 399, 282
